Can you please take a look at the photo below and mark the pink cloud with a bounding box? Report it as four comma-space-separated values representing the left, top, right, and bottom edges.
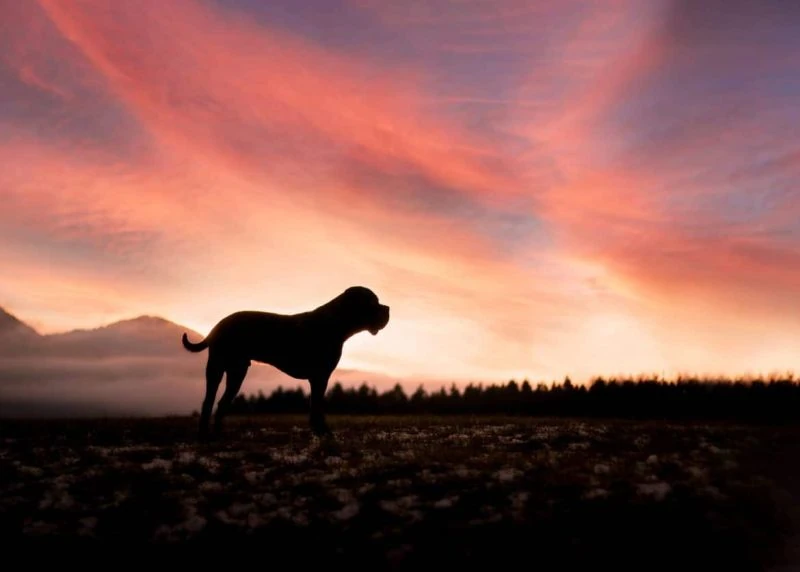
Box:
36, 0, 526, 209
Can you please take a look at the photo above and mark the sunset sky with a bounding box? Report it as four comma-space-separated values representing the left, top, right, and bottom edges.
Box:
1, 0, 799, 387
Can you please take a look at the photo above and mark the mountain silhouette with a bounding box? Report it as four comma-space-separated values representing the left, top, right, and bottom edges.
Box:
0, 308, 204, 357
0, 308, 208, 417
0, 307, 41, 339
43, 315, 205, 358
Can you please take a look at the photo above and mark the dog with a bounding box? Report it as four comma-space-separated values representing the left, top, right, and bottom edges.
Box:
181, 286, 390, 440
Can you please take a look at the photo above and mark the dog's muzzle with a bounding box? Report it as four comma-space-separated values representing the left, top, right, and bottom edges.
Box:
369, 305, 390, 335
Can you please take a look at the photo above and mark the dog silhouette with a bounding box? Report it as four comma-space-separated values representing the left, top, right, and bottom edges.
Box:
182, 286, 390, 439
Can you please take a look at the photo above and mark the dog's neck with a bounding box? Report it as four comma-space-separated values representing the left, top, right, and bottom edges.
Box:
309, 306, 366, 344
329, 321, 366, 344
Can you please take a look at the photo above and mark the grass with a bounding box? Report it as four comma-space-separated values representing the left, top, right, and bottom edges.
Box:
1, 414, 799, 570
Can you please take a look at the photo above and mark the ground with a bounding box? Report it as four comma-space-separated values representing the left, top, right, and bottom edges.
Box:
1, 415, 799, 570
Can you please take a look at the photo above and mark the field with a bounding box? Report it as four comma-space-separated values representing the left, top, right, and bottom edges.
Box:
2, 415, 800, 570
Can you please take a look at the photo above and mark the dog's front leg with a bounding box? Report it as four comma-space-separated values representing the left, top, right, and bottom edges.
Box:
309, 375, 332, 436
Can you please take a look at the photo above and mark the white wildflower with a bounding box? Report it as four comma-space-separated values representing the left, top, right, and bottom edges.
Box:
229, 502, 256, 518
196, 456, 220, 473
380, 495, 418, 515
100, 490, 129, 509
434, 496, 459, 508
319, 469, 342, 482
54, 491, 75, 510
637, 482, 671, 501
153, 524, 174, 541
23, 520, 57, 535
454, 466, 476, 479
142, 458, 172, 472
407, 509, 424, 522
39, 489, 75, 510
509, 491, 529, 511
276, 506, 309, 526
51, 474, 74, 488
333, 502, 360, 521
109, 445, 160, 454
686, 466, 707, 480
244, 470, 266, 484
19, 466, 44, 478
78, 517, 98, 536
567, 442, 590, 451
246, 512, 266, 529
702, 486, 726, 501
185, 513, 207, 532
199, 481, 223, 493
358, 483, 375, 495
388, 478, 412, 488
253, 492, 277, 506
494, 468, 522, 482
215, 510, 237, 525
332, 488, 354, 504
468, 513, 502, 526
276, 453, 308, 465
594, 463, 610, 475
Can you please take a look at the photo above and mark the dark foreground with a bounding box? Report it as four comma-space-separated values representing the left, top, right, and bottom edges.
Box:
1, 415, 799, 570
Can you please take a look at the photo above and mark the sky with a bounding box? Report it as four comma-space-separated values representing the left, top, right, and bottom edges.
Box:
1, 0, 799, 388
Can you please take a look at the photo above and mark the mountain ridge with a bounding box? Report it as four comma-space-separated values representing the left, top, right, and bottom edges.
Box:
0, 306, 202, 340
0, 306, 41, 337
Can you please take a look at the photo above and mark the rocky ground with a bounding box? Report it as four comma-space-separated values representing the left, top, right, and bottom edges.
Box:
1, 415, 799, 570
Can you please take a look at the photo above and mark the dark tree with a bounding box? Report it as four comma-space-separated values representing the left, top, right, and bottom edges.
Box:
226, 373, 800, 423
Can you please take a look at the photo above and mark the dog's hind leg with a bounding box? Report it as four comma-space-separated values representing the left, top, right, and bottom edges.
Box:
199, 358, 224, 441
213, 362, 249, 437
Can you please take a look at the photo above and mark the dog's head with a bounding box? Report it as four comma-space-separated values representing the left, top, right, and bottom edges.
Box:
336, 286, 390, 336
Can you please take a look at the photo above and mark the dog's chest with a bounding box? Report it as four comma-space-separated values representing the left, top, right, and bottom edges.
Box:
251, 332, 342, 379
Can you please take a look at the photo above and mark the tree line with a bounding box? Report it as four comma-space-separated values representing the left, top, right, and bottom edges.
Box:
227, 373, 800, 423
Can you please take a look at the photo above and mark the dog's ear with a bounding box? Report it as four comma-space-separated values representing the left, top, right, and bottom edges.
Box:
344, 285, 371, 297
344, 286, 379, 305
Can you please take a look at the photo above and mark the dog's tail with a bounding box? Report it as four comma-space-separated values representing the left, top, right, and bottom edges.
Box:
182, 332, 209, 353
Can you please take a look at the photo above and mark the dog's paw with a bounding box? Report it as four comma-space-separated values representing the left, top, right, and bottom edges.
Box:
197, 431, 215, 444
313, 432, 337, 447
311, 424, 333, 438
